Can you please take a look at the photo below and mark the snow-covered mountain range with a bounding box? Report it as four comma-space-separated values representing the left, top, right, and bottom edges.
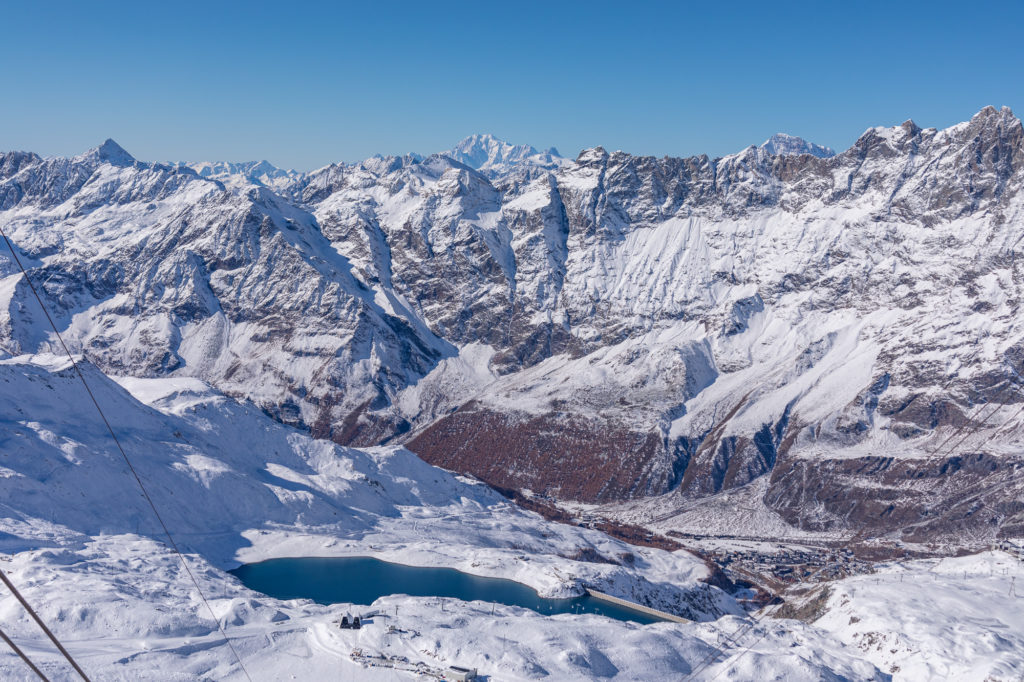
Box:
174, 159, 303, 191
2, 108, 1023, 552
2, 109, 1024, 680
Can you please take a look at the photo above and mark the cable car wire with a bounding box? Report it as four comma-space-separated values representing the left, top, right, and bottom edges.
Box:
0, 567, 88, 681
0, 623, 50, 681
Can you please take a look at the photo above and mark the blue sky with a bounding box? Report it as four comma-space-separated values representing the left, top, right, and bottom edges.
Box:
3, 0, 1021, 169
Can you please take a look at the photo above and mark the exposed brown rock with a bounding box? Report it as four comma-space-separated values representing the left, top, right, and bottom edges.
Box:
407, 406, 671, 502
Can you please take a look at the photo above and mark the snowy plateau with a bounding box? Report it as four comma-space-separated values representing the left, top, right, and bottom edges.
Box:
0, 109, 1022, 680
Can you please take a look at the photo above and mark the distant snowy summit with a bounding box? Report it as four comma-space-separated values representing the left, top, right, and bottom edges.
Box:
176, 159, 302, 190
759, 132, 836, 158
446, 133, 565, 173
79, 138, 136, 166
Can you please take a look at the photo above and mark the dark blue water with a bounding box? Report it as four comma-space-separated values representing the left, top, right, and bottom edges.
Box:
230, 556, 665, 625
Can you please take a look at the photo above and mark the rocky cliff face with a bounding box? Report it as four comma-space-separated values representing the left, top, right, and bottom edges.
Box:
2, 107, 1023, 545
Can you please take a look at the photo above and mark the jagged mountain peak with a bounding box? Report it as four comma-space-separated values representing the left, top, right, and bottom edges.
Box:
961, 105, 1022, 140
453, 132, 536, 154
446, 134, 564, 172
576, 146, 609, 163
972, 104, 1017, 122
455, 132, 524, 147
759, 133, 835, 158
850, 106, 1024, 160
448, 133, 535, 168
81, 138, 135, 166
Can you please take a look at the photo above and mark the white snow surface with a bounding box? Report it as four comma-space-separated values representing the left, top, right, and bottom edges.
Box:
813, 550, 1024, 680
0, 355, 887, 681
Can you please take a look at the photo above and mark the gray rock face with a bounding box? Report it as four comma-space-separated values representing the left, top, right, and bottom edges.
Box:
2, 110, 1024, 544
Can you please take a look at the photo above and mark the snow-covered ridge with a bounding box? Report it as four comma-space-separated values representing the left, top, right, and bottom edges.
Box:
175, 159, 302, 190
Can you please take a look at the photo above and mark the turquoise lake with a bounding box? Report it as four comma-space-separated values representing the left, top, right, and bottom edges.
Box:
230, 556, 665, 625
